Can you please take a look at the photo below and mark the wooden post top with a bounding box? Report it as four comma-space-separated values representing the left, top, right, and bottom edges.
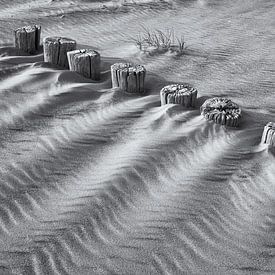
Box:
43, 37, 76, 45
160, 84, 197, 96
15, 25, 41, 33
201, 97, 240, 112
68, 49, 100, 57
111, 63, 146, 73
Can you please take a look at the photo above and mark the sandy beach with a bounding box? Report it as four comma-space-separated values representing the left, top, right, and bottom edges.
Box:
0, 0, 274, 274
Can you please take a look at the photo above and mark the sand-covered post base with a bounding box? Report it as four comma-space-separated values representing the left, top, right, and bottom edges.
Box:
200, 97, 241, 127
43, 37, 76, 69
261, 122, 275, 146
67, 49, 101, 80
160, 84, 198, 107
14, 25, 41, 54
111, 63, 146, 94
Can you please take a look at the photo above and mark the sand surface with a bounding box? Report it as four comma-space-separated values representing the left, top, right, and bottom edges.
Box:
0, 0, 274, 274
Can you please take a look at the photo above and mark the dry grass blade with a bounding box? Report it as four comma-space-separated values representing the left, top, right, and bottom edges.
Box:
176, 35, 185, 53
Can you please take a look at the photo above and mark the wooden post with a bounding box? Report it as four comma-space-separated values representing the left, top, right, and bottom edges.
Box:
200, 97, 241, 127
67, 49, 101, 80
261, 122, 275, 146
43, 37, 76, 68
14, 25, 41, 54
111, 63, 146, 94
160, 84, 198, 107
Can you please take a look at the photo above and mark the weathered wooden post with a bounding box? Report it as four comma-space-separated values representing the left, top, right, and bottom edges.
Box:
67, 49, 101, 80
43, 37, 76, 68
261, 122, 275, 146
14, 25, 41, 54
200, 97, 241, 127
111, 63, 146, 94
160, 84, 198, 107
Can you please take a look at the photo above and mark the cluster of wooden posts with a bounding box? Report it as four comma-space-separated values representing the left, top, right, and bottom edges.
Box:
13, 25, 274, 147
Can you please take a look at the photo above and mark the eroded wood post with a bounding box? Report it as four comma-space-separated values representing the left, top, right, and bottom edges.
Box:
67, 49, 101, 80
14, 25, 41, 54
261, 122, 275, 146
200, 97, 241, 127
160, 84, 198, 107
43, 37, 76, 68
111, 63, 146, 94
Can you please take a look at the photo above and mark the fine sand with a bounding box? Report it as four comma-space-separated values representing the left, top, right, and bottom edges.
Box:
0, 0, 274, 274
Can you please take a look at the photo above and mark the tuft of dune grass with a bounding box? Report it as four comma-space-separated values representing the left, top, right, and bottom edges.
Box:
131, 26, 186, 55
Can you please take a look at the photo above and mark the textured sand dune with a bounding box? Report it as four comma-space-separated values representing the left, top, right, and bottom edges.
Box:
0, 0, 275, 274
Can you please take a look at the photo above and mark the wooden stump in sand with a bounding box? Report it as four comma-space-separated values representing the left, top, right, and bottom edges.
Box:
14, 25, 41, 54
67, 49, 101, 80
43, 37, 76, 68
200, 97, 241, 127
111, 63, 146, 94
160, 84, 198, 107
261, 122, 275, 146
